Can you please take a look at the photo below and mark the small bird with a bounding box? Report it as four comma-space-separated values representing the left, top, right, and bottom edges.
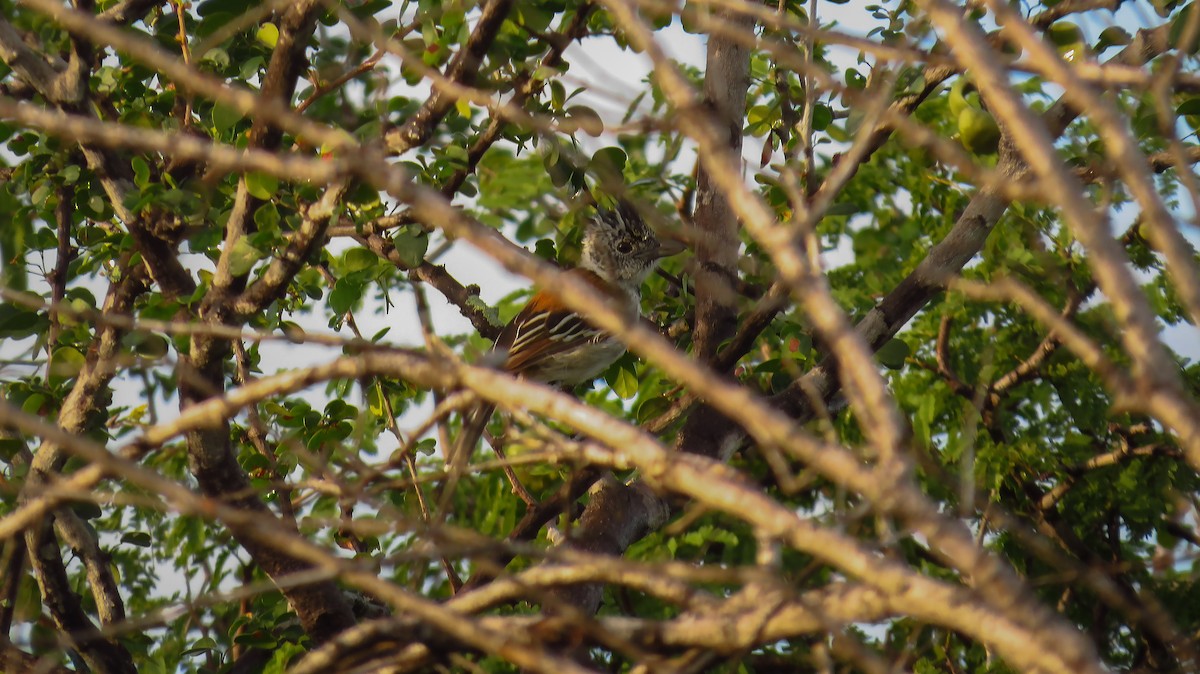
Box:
453, 200, 685, 463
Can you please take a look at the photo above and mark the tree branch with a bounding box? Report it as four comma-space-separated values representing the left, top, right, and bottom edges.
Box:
232, 181, 346, 317
0, 636, 75, 674
0, 349, 1108, 674
176, 0, 359, 644
384, 0, 516, 154
24, 513, 136, 674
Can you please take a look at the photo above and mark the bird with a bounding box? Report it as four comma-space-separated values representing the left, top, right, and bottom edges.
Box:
452, 200, 685, 465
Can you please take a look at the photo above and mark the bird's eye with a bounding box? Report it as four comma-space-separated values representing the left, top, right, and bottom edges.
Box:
616, 241, 633, 255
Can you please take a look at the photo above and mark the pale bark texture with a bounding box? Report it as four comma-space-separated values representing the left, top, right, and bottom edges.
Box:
1, 1, 1198, 672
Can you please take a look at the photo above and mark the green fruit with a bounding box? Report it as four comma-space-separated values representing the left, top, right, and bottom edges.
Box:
1047, 22, 1083, 46
1047, 22, 1087, 60
255, 23, 279, 49
949, 78, 982, 118
958, 107, 1000, 154
949, 79, 969, 117
1060, 41, 1086, 62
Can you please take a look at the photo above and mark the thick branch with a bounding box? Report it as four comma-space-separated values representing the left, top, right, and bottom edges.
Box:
0, 15, 83, 103
14, 266, 147, 673
384, 0, 516, 154
97, 0, 164, 24
53, 510, 127, 626
175, 2, 359, 646
690, 7, 752, 361
355, 230, 499, 338
22, 0, 349, 150
554, 7, 753, 615
0, 351, 1103, 674
25, 515, 136, 674
232, 182, 346, 317
0, 636, 75, 674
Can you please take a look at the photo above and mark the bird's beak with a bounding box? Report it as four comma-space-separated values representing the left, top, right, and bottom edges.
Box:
654, 236, 687, 258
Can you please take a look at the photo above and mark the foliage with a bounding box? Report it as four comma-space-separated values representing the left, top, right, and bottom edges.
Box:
1, 0, 1199, 672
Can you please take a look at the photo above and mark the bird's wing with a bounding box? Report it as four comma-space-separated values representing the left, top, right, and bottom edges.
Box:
497, 298, 607, 376
493, 268, 621, 377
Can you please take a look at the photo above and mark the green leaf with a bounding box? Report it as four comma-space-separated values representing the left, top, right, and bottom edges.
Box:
1170, 4, 1200, 52
329, 278, 365, 315
566, 105, 604, 136
612, 366, 638, 399
0, 303, 44, 338
824, 202, 859, 217
121, 532, 153, 547
212, 103, 243, 134
875, 338, 910, 370
245, 172, 278, 200
59, 165, 81, 185
366, 385, 385, 416
125, 332, 170, 359
516, 4, 554, 32
343, 247, 378, 273
201, 47, 231, 69
811, 103, 833, 131
958, 107, 1000, 154
227, 237, 264, 276
240, 56, 266, 79
30, 182, 52, 208
196, 0, 246, 16
392, 227, 429, 268
262, 642, 305, 674
549, 80, 566, 110
254, 202, 280, 230
131, 156, 151, 189
442, 146, 467, 168
49, 347, 86, 384
747, 104, 777, 136
1096, 26, 1132, 50
636, 396, 670, 424
533, 238, 557, 261
241, 454, 271, 473
478, 149, 551, 211
181, 637, 219, 657
234, 630, 278, 648
0, 436, 24, 461
589, 147, 627, 178
1176, 97, 1200, 116
71, 501, 103, 520
21, 393, 48, 416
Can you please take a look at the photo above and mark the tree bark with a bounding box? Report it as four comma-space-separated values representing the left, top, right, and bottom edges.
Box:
549, 7, 755, 617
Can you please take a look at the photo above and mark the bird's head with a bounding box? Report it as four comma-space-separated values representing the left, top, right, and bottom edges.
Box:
580, 200, 685, 287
